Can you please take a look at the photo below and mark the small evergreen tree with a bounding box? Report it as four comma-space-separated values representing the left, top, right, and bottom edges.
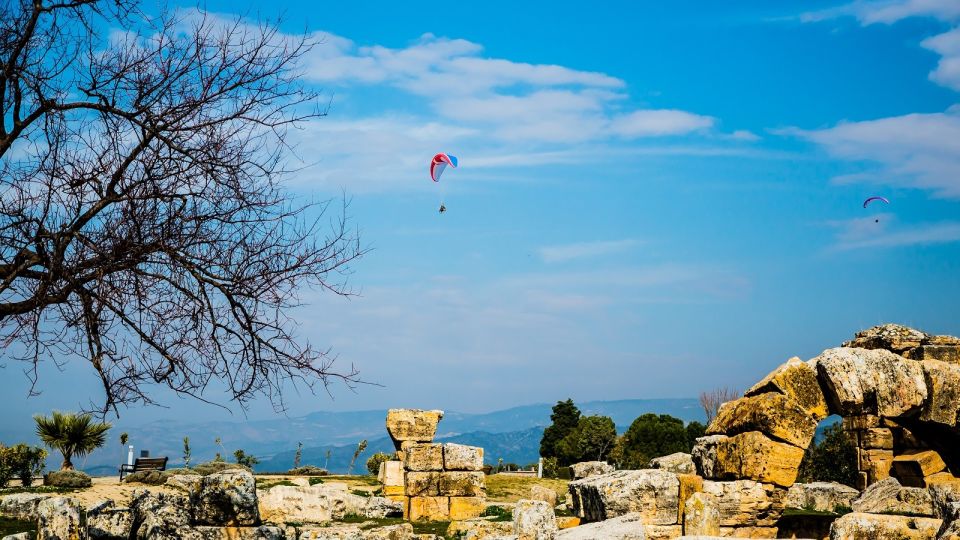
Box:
539, 399, 582, 460
685, 421, 706, 448
233, 449, 259, 468
183, 437, 192, 468
620, 413, 689, 469
348, 440, 367, 475
555, 415, 617, 465
797, 423, 858, 486
366, 452, 391, 476
294, 442, 303, 469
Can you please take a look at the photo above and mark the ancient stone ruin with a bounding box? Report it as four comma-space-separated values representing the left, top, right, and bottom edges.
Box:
565, 323, 960, 539
383, 408, 488, 521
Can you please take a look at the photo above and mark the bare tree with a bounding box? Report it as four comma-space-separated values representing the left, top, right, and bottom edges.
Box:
0, 1, 364, 414
699, 387, 741, 424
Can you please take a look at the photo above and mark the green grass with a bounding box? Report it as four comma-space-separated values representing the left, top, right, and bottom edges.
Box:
256, 479, 299, 489
484, 475, 569, 503
308, 477, 325, 486
481, 505, 513, 522
0, 517, 34, 538
412, 520, 452, 536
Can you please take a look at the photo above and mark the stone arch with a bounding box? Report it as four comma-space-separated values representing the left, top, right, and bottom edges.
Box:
692, 324, 960, 490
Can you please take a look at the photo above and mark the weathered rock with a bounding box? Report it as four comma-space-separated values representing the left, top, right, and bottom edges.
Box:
448, 519, 513, 540
299, 523, 413, 540
716, 525, 779, 537
386, 409, 444, 448
919, 360, 960, 426
440, 472, 485, 497
677, 474, 703, 525
363, 497, 403, 519
513, 500, 556, 540
129, 489, 192, 540
568, 469, 679, 524
406, 496, 448, 521
707, 392, 818, 449
860, 448, 894, 485
43, 470, 92, 488
649, 453, 696, 475
746, 356, 830, 421
378, 461, 404, 487
569, 461, 613, 481
844, 414, 882, 430
166, 474, 204, 493
258, 484, 399, 524
555, 513, 646, 539
859, 427, 894, 449
404, 444, 444, 472
405, 472, 440, 497
829, 512, 941, 539
815, 347, 928, 417
555, 517, 579, 530
2, 533, 32, 540
843, 324, 929, 354
852, 477, 935, 516
86, 499, 131, 539
692, 432, 805, 487
37, 497, 86, 540
193, 470, 259, 526
529, 486, 557, 507
0, 493, 51, 521
448, 497, 485, 521
443, 444, 484, 471
683, 492, 720, 536
784, 482, 859, 513
699, 480, 786, 528
174, 526, 286, 540
893, 451, 948, 487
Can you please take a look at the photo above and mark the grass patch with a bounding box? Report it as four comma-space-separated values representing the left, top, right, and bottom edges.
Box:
0, 517, 34, 538
481, 505, 512, 522
324, 475, 380, 487
484, 475, 569, 503
256, 479, 298, 489
309, 477, 325, 486
0, 486, 77, 495
411, 520, 451, 536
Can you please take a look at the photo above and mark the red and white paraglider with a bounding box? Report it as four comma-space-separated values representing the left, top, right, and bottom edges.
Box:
430, 153, 458, 213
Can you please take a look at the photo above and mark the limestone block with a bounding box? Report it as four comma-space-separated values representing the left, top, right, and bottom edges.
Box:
892, 451, 947, 487
828, 512, 942, 539
448, 497, 485, 521
447, 519, 513, 539
378, 461, 404, 486
784, 482, 859, 513
745, 356, 829, 421
700, 480, 786, 527
677, 473, 703, 524
692, 432, 805, 487
439, 472, 485, 497
919, 360, 960, 425
569, 461, 613, 481
529, 485, 557, 507
707, 392, 818, 449
861, 428, 893, 449
859, 448, 893, 484
843, 415, 882, 430
405, 472, 440, 497
649, 452, 696, 474
443, 444, 484, 471
683, 492, 720, 536
815, 347, 927, 418
851, 477, 935, 516
386, 409, 444, 447
407, 496, 449, 521
404, 444, 444, 472
555, 512, 645, 539
567, 469, 679, 524
513, 500, 556, 540
555, 517, 579, 530
36, 497, 86, 540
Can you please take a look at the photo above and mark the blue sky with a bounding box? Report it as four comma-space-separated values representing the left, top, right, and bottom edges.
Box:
3, 0, 960, 430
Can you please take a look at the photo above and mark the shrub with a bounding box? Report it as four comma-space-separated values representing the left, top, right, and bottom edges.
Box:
233, 449, 259, 469
796, 422, 858, 486
308, 477, 325, 486
366, 452, 392, 476
122, 470, 167, 485
481, 505, 512, 521
287, 465, 328, 476
44, 470, 92, 488
192, 460, 252, 475
0, 444, 47, 487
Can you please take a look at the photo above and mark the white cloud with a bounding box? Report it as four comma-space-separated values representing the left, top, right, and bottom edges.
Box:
789, 108, 960, 198
923, 27, 960, 90
802, 0, 960, 25
828, 216, 960, 250
610, 110, 715, 137
538, 239, 640, 263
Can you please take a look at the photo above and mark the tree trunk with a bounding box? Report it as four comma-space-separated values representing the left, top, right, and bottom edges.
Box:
61, 452, 74, 471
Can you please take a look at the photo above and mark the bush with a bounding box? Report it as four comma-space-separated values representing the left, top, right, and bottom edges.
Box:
797, 422, 858, 486
0, 444, 47, 487
192, 460, 252, 475
366, 452, 392, 476
44, 470, 91, 488
287, 465, 328, 476
163, 468, 201, 476
308, 477, 325, 486
481, 505, 512, 521
122, 470, 168, 485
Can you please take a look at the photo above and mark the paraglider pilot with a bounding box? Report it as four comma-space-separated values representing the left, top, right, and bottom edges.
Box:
439, 203, 446, 213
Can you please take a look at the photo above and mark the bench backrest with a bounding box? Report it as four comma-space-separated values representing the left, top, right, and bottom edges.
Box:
133, 457, 168, 472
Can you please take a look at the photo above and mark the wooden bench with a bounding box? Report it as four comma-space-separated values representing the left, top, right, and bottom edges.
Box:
119, 457, 168, 481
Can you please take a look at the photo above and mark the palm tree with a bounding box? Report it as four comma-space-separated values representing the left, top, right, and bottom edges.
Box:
34, 412, 112, 470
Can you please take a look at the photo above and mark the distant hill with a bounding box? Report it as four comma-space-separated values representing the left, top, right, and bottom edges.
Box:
0, 398, 701, 474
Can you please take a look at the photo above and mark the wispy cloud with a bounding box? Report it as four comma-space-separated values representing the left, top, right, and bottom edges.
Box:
801, 0, 960, 25
923, 27, 960, 91
785, 108, 960, 198
828, 216, 960, 250
538, 239, 640, 263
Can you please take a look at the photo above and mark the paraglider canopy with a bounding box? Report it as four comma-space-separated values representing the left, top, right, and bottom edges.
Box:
863, 196, 890, 208
430, 153, 458, 182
